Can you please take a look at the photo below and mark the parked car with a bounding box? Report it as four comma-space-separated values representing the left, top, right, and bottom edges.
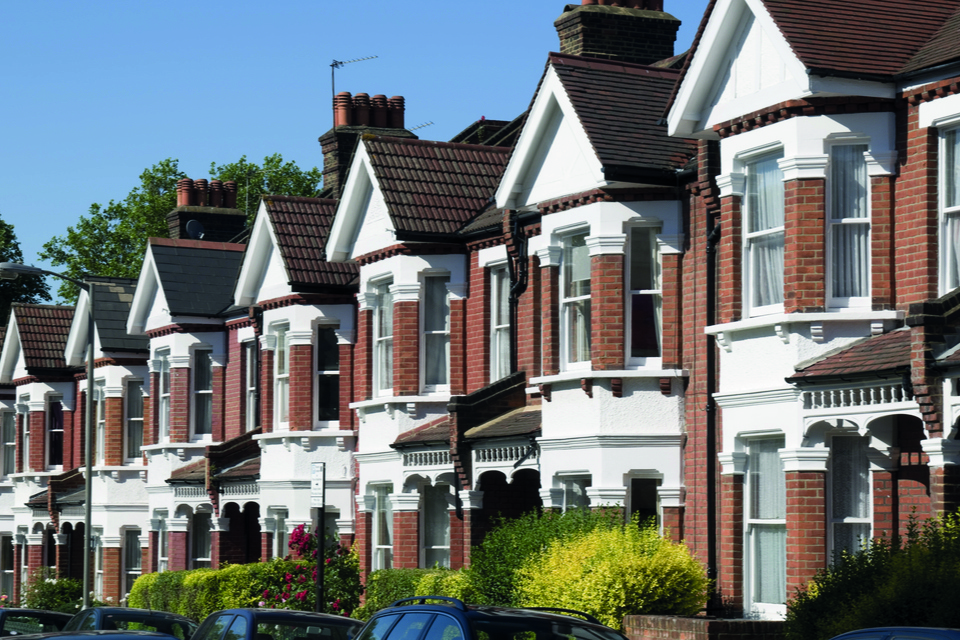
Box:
354, 596, 629, 640
63, 609, 197, 640
13, 631, 178, 640
0, 609, 72, 636
192, 609, 361, 640
830, 629, 960, 640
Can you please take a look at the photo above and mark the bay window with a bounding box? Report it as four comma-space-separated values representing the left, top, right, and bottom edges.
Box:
561, 232, 591, 368
47, 395, 63, 469
193, 349, 212, 437
372, 484, 393, 570
94, 381, 106, 465
490, 266, 511, 382
830, 435, 870, 556
157, 349, 171, 442
274, 327, 290, 425
746, 437, 786, 610
191, 511, 212, 569
422, 275, 451, 391
373, 281, 394, 395
123, 529, 141, 597
744, 151, 785, 315
828, 144, 870, 306
19, 395, 29, 472
628, 226, 661, 363
245, 342, 259, 432
125, 380, 143, 462
316, 327, 339, 423
422, 484, 451, 568
942, 128, 960, 292
1, 412, 14, 476
0, 535, 12, 597
561, 477, 591, 512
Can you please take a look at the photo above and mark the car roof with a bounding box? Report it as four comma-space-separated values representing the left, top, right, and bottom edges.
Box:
20, 630, 175, 639
833, 628, 960, 639
208, 610, 360, 626
90, 609, 196, 622
1, 610, 72, 618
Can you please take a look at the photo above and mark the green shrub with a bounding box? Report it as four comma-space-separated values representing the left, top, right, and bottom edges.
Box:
415, 568, 480, 604
355, 568, 428, 619
514, 521, 708, 629
786, 513, 960, 640
470, 507, 623, 606
21, 567, 83, 614
127, 572, 157, 609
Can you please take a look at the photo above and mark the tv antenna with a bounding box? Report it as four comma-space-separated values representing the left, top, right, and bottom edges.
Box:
409, 122, 435, 132
331, 56, 378, 128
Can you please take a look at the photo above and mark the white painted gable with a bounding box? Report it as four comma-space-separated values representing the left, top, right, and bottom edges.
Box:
234, 201, 293, 307
496, 65, 604, 210
326, 144, 396, 262
126, 246, 172, 335
0, 313, 22, 384
64, 287, 100, 367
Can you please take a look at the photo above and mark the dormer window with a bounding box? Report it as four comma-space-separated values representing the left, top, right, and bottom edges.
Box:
744, 151, 785, 316
561, 231, 591, 369
827, 144, 870, 308
422, 274, 451, 392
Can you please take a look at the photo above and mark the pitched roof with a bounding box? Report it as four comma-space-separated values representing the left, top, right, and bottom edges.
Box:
14, 304, 74, 371
363, 136, 511, 236
214, 457, 260, 481
549, 53, 696, 178
763, 0, 960, 77
168, 458, 206, 484
91, 278, 149, 353
789, 329, 911, 382
262, 195, 359, 289
464, 406, 541, 440
149, 238, 245, 317
393, 417, 450, 447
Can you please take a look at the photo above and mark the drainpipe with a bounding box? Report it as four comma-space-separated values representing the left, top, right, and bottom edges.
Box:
706, 213, 722, 615
507, 210, 529, 375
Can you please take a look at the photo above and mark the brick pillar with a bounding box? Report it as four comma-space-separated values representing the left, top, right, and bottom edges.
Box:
456, 491, 483, 569
339, 341, 356, 429
104, 396, 124, 466
448, 286, 467, 396
26, 536, 43, 582
717, 189, 742, 324
921, 439, 960, 515
260, 335, 276, 434
717, 456, 745, 615
261, 531, 274, 562
871, 175, 894, 309
355, 506, 372, 581
518, 255, 542, 382
103, 546, 121, 603
783, 177, 826, 313
210, 532, 221, 568
13, 540, 23, 604
782, 449, 829, 598
211, 358, 226, 441
392, 289, 420, 396
146, 530, 159, 574
63, 393, 77, 470
538, 247, 561, 376
147, 365, 160, 447
169, 363, 190, 443
167, 529, 188, 572
29, 408, 45, 472
54, 534, 69, 576
289, 340, 314, 431
660, 250, 683, 369
873, 470, 897, 541
391, 494, 421, 569
356, 300, 374, 401
587, 237, 625, 371
465, 253, 488, 393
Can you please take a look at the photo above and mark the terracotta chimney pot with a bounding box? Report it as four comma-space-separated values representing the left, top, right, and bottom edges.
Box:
194, 179, 209, 206
177, 178, 195, 207
371, 94, 388, 127
223, 181, 238, 209
334, 92, 353, 126
388, 96, 405, 129
353, 93, 371, 127
209, 179, 223, 207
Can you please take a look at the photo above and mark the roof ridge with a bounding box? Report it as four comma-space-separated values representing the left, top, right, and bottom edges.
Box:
149, 237, 246, 252
366, 135, 512, 155
263, 195, 338, 205
548, 51, 683, 78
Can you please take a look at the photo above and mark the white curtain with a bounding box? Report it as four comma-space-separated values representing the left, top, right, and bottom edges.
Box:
831, 145, 870, 298
567, 300, 591, 363
494, 269, 511, 379
126, 380, 143, 459
750, 438, 786, 605
832, 436, 870, 555
1, 413, 13, 476
747, 154, 785, 308
945, 131, 960, 290
947, 129, 960, 208
423, 276, 450, 386
375, 486, 393, 570
423, 484, 451, 568
376, 285, 393, 391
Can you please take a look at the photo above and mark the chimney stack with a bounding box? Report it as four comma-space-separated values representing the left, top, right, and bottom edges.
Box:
168, 177, 244, 241
555, 0, 678, 66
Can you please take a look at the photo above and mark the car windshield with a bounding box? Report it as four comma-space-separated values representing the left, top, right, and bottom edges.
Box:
473, 617, 625, 640
1, 614, 68, 636
102, 613, 197, 639
254, 621, 356, 640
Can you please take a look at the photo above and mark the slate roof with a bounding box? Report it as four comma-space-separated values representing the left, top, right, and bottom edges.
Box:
464, 406, 541, 440
393, 418, 450, 447
262, 195, 359, 289
149, 238, 245, 317
789, 329, 912, 382
458, 204, 504, 236
549, 53, 696, 180
363, 136, 511, 236
91, 277, 149, 353
14, 304, 74, 371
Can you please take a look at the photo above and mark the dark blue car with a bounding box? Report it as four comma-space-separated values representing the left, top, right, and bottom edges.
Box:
830, 629, 960, 640
193, 609, 361, 640
0, 609, 72, 636
63, 608, 197, 640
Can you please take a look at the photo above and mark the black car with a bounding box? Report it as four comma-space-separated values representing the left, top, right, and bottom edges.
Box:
0, 609, 72, 636
355, 596, 628, 640
13, 631, 175, 640
63, 608, 197, 640
830, 629, 960, 640
192, 608, 361, 640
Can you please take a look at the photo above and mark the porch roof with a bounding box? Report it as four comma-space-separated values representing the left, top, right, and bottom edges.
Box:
789, 328, 912, 383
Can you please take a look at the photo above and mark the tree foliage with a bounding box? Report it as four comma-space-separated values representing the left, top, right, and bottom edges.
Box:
40, 155, 321, 301
0, 215, 51, 323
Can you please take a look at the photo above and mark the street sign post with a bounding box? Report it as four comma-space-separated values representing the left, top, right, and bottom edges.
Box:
311, 462, 326, 613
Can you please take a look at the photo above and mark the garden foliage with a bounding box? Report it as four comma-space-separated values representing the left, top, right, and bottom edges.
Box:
356, 568, 482, 619
786, 513, 960, 640
21, 567, 84, 613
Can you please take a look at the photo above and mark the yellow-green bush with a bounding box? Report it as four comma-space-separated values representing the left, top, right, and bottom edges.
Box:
514, 523, 709, 630
354, 567, 479, 620
415, 568, 481, 604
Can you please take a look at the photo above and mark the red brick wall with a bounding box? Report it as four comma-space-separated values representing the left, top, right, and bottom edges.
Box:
339, 343, 355, 429
662, 506, 684, 545
783, 178, 826, 313
289, 344, 314, 431
718, 194, 743, 324
27, 545, 43, 576
661, 252, 682, 370
873, 470, 896, 541
931, 465, 960, 515
356, 510, 371, 579
785, 471, 827, 596
356, 309, 373, 401
211, 363, 225, 441
465, 253, 490, 393
104, 397, 123, 466
519, 255, 542, 382
541, 265, 560, 376
102, 547, 121, 603
168, 531, 188, 572
261, 532, 274, 563
449, 511, 465, 570
147, 371, 159, 447
13, 543, 22, 604
871, 175, 895, 309
260, 349, 275, 434
146, 531, 158, 574
591, 254, 625, 370
29, 411, 44, 472
449, 297, 467, 395
623, 615, 783, 640
169, 367, 190, 442
226, 328, 245, 441
210, 531, 221, 568
392, 511, 419, 568
393, 301, 420, 396
719, 473, 744, 611
63, 402, 77, 471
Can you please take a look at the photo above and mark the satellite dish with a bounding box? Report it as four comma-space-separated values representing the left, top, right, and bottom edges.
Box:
186, 219, 205, 240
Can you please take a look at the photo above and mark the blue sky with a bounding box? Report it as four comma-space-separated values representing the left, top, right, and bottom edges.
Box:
1, 0, 709, 288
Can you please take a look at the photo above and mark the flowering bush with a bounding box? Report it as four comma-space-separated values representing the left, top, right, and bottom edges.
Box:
22, 567, 83, 613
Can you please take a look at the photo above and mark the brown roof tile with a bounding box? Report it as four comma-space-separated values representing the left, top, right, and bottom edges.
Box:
262, 195, 359, 288
789, 329, 911, 381
168, 458, 206, 483
394, 417, 451, 447
464, 406, 542, 440
215, 457, 260, 480
364, 137, 510, 236
14, 305, 74, 371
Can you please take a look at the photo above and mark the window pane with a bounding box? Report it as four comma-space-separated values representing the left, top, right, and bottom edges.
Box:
194, 351, 212, 390
831, 224, 869, 298
754, 524, 786, 604
830, 145, 869, 220
946, 211, 960, 291
276, 328, 288, 376
566, 299, 591, 363
750, 439, 785, 520
631, 294, 660, 358
751, 231, 785, 308
424, 334, 450, 386
630, 227, 656, 289
423, 485, 450, 553
563, 233, 591, 298
276, 380, 289, 424
947, 129, 960, 209
833, 436, 869, 519
127, 381, 144, 459
317, 327, 340, 371
317, 374, 339, 421
833, 522, 870, 556
423, 277, 450, 333
1, 413, 13, 476
48, 400, 63, 466
377, 340, 393, 391
747, 153, 785, 233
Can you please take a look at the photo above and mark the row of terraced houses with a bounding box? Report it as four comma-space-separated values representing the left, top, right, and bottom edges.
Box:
5, 0, 960, 620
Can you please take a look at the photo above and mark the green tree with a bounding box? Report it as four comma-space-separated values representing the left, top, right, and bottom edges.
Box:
40, 155, 321, 301
0, 215, 51, 323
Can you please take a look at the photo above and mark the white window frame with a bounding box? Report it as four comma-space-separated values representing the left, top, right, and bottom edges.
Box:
490, 265, 511, 382
420, 483, 452, 568
94, 531, 104, 599
559, 475, 592, 512
0, 534, 13, 597
742, 149, 786, 317
371, 484, 393, 571
421, 273, 451, 393
157, 349, 171, 442
273, 325, 290, 428
192, 348, 213, 440
373, 280, 394, 396
826, 142, 872, 309
941, 126, 960, 294
122, 529, 142, 597
744, 436, 787, 617
626, 225, 663, 367
190, 511, 212, 569
19, 395, 29, 473
94, 381, 106, 465
244, 341, 259, 432
828, 434, 872, 558
1, 411, 15, 477
560, 230, 592, 371
46, 394, 64, 470
315, 325, 340, 428
156, 513, 168, 573
125, 379, 144, 464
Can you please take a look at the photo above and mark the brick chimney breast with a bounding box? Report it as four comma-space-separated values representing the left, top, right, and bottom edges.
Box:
167, 177, 246, 241
556, 1, 677, 65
